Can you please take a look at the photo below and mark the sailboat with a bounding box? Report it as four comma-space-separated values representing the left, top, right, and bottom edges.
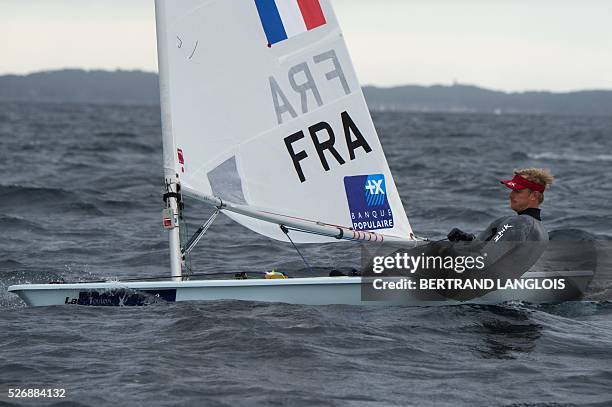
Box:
9, 0, 592, 307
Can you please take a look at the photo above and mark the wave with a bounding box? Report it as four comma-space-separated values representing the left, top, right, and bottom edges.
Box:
94, 131, 139, 139
528, 152, 612, 162
0, 185, 105, 216
0, 184, 77, 204
549, 228, 599, 241
0, 215, 45, 233
0, 259, 25, 270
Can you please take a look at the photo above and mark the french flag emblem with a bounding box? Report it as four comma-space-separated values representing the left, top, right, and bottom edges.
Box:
254, 0, 327, 46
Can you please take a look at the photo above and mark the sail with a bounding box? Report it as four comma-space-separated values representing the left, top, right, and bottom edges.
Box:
155, 0, 415, 242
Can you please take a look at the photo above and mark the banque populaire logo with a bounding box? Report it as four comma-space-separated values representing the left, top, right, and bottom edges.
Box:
344, 174, 394, 231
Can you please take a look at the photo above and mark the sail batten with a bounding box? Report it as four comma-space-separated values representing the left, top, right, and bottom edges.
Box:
155, 0, 415, 243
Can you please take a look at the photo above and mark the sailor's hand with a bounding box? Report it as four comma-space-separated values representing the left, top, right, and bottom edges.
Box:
447, 228, 475, 242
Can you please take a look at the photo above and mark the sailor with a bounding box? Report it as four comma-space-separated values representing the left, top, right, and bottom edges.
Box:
432, 168, 555, 301
367, 168, 555, 302
447, 168, 554, 244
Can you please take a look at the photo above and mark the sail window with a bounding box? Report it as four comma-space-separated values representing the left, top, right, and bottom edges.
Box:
207, 157, 247, 204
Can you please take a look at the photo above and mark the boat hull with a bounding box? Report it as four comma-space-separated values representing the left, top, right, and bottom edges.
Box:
8, 270, 593, 307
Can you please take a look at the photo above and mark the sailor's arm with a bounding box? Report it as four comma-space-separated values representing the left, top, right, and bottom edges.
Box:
477, 217, 533, 265
447, 216, 506, 242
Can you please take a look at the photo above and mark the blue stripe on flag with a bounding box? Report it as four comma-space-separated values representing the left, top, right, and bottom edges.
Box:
254, 0, 288, 45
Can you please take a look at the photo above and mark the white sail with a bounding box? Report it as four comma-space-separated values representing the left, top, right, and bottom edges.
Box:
155, 0, 415, 242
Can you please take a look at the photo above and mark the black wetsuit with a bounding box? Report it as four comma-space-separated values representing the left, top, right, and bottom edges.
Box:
382, 209, 551, 301
477, 208, 548, 242
435, 208, 549, 301
474, 208, 548, 268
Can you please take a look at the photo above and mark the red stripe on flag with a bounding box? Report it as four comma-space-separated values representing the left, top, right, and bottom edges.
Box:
296, 0, 326, 30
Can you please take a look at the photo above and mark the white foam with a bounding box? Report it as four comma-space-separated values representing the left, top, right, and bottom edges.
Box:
528, 152, 612, 162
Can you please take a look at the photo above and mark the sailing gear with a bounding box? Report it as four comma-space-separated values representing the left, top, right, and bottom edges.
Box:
349, 268, 361, 276
472, 208, 549, 274
517, 208, 541, 221
477, 208, 547, 243
265, 270, 288, 279
500, 175, 545, 192
162, 207, 179, 229
427, 209, 550, 301
448, 228, 475, 242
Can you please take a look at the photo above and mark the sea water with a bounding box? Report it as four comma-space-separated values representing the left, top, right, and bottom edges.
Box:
1, 102, 611, 406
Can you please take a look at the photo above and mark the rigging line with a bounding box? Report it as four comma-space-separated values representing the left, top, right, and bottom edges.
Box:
182, 209, 220, 256
179, 205, 193, 278
283, 225, 384, 243
54, 271, 269, 285
280, 225, 313, 273
412, 234, 436, 242
283, 225, 362, 242
283, 226, 353, 242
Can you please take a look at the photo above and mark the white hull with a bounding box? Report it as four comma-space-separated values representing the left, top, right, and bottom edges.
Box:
8, 271, 592, 307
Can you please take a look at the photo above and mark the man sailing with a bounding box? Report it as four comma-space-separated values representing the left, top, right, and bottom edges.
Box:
367, 168, 555, 301
448, 168, 554, 244
431, 168, 555, 300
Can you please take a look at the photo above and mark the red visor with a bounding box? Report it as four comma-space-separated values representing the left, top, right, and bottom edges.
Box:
500, 175, 545, 192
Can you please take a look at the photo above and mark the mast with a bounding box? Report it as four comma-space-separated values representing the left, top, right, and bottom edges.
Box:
155, 0, 183, 281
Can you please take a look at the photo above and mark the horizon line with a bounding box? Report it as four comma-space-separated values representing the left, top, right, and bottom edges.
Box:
2, 68, 612, 94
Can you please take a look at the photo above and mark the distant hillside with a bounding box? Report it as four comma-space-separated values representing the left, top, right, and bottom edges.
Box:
363, 84, 612, 116
0, 70, 159, 105
1, 70, 612, 116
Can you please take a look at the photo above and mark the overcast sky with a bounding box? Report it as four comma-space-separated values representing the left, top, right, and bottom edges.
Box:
2, 0, 611, 92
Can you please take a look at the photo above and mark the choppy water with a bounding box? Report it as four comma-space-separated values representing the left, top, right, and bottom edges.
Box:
1, 102, 611, 406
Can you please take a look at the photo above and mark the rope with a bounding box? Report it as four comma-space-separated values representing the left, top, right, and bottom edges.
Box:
280, 225, 313, 273
182, 209, 220, 256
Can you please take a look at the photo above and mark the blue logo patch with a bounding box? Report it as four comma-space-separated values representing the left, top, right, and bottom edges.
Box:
344, 174, 394, 231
